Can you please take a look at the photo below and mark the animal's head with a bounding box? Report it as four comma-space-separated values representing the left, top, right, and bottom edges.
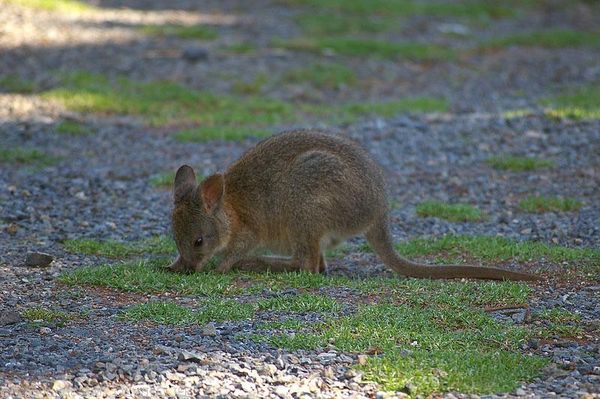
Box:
168, 165, 229, 273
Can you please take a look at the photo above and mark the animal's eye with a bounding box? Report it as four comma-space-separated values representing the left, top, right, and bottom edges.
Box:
194, 237, 203, 247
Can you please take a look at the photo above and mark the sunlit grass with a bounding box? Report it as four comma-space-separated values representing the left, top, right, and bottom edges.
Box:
486, 155, 554, 171
518, 195, 582, 213
416, 201, 484, 222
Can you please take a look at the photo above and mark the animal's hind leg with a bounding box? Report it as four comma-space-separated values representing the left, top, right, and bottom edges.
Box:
293, 241, 322, 274
319, 253, 327, 274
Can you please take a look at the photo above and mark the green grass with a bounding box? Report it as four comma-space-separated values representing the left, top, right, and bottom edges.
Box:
483, 29, 600, 49
62, 235, 176, 258
42, 71, 295, 127
56, 120, 91, 136
416, 201, 484, 222
222, 43, 256, 54
340, 97, 449, 117
174, 127, 272, 142
23, 307, 83, 327
59, 259, 236, 296
232, 73, 268, 95
0, 147, 60, 166
257, 301, 545, 395
6, 0, 94, 12
394, 235, 600, 267
139, 24, 218, 40
486, 155, 554, 171
295, 13, 393, 35
257, 293, 341, 313
0, 76, 37, 93
121, 300, 254, 325
279, 0, 515, 19
283, 62, 357, 90
149, 170, 204, 188
274, 37, 456, 60
518, 195, 582, 213
541, 85, 600, 120
535, 307, 581, 324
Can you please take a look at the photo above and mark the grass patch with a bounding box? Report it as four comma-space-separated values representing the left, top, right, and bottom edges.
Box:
257, 293, 340, 313
0, 75, 37, 93
483, 29, 600, 49
486, 155, 554, 171
395, 235, 600, 267
283, 62, 357, 90
223, 43, 256, 54
340, 97, 449, 117
0, 147, 60, 166
58, 259, 236, 296
536, 307, 581, 324
140, 24, 218, 40
62, 235, 176, 258
416, 201, 484, 222
274, 37, 456, 60
56, 120, 91, 136
232, 73, 268, 95
43, 71, 295, 127
540, 85, 600, 120
518, 195, 582, 213
149, 170, 204, 188
121, 300, 254, 325
295, 13, 393, 35
23, 307, 83, 327
258, 302, 545, 395
279, 0, 514, 19
174, 127, 272, 142
6, 0, 94, 12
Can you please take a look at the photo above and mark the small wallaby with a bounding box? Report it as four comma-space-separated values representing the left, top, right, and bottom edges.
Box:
169, 130, 539, 281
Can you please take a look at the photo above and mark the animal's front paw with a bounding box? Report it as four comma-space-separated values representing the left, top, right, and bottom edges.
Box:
215, 263, 233, 273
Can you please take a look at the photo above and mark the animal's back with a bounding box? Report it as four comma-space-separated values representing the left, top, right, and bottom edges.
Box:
224, 130, 386, 251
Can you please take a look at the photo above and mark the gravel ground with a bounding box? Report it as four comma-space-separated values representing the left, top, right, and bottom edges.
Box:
1, 0, 599, 398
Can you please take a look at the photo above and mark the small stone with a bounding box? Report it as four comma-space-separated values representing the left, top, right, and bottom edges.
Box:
515, 388, 527, 396
52, 380, 72, 391
165, 387, 176, 397
182, 47, 209, 62
257, 364, 278, 376
400, 383, 417, 395
521, 228, 532, 235
39, 327, 52, 335
6, 223, 18, 235
0, 310, 21, 326
178, 350, 204, 363
201, 323, 217, 337
357, 355, 368, 365
24, 252, 54, 267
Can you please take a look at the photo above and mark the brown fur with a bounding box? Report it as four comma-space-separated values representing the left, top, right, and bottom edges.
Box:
169, 130, 540, 281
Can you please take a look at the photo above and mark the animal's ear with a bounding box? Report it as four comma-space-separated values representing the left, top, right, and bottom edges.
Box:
198, 174, 224, 212
173, 165, 196, 204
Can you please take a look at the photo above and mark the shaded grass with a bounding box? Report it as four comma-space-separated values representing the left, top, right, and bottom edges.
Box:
58, 259, 235, 296
222, 43, 256, 54
62, 235, 176, 258
6, 0, 94, 12
295, 13, 393, 35
518, 195, 582, 213
232, 73, 268, 95
174, 127, 272, 142
0, 147, 61, 166
139, 24, 218, 40
258, 302, 545, 395
23, 307, 84, 327
257, 293, 341, 313
416, 200, 484, 222
274, 37, 456, 60
394, 235, 599, 267
283, 62, 357, 90
541, 85, 600, 120
56, 120, 91, 136
0, 75, 37, 93
486, 155, 554, 171
279, 0, 515, 19
149, 170, 204, 188
43, 71, 295, 127
482, 29, 600, 49
121, 300, 254, 325
338, 97, 449, 117
536, 307, 581, 324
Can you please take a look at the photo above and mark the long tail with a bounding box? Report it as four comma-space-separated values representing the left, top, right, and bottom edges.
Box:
365, 221, 541, 281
